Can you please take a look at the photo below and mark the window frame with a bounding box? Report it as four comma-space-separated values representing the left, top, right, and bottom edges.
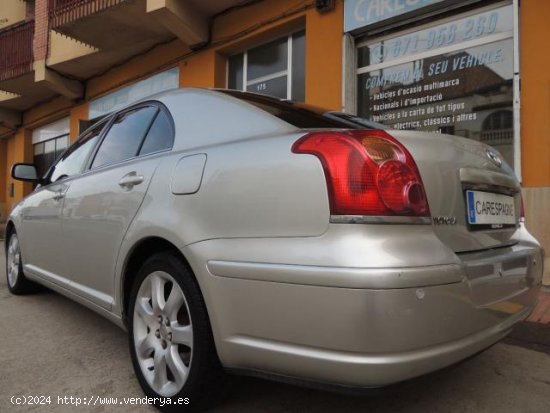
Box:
137, 106, 177, 157
227, 30, 305, 101
88, 105, 159, 170
84, 100, 175, 172
40, 100, 175, 188
42, 119, 110, 186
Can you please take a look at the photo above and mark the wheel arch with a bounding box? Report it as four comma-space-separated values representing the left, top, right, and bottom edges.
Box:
4, 220, 15, 253
121, 236, 198, 327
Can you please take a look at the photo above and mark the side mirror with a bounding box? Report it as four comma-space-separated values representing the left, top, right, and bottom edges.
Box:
11, 163, 40, 183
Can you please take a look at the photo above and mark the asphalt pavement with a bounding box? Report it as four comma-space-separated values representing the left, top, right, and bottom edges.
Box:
1, 241, 549, 413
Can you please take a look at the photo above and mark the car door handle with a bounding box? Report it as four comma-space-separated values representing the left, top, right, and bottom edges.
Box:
52, 191, 65, 201
118, 172, 144, 189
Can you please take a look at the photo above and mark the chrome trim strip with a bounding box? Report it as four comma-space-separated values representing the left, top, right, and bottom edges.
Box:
330, 215, 431, 225
463, 183, 518, 197
459, 168, 519, 191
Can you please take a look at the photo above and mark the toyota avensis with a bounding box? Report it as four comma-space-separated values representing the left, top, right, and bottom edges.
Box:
5, 89, 543, 411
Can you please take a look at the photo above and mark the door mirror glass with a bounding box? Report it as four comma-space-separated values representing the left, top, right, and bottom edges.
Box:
11, 163, 39, 182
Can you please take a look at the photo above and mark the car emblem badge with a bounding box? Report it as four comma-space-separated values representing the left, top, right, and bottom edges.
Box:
433, 216, 457, 225
486, 149, 502, 168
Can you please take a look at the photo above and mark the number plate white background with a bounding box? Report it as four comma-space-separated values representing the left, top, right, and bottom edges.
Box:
467, 191, 516, 225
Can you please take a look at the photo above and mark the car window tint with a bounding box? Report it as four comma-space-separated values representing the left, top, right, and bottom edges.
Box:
139, 110, 174, 156
49, 125, 103, 182
220, 90, 362, 129
91, 106, 158, 169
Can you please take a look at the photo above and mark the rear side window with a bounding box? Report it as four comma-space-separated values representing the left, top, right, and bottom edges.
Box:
139, 110, 174, 156
91, 106, 158, 169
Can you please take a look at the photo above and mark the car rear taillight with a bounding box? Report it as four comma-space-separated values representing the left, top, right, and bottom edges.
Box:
292, 130, 430, 217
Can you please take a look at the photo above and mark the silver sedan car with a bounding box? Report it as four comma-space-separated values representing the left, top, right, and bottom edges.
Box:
5, 89, 543, 411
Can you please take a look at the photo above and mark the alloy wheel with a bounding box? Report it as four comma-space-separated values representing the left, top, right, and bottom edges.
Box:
133, 271, 193, 397
7, 234, 21, 288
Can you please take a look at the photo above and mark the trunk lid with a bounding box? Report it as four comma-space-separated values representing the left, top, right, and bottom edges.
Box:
388, 130, 521, 253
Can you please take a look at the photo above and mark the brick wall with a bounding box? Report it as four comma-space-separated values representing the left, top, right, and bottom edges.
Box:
33, 0, 49, 61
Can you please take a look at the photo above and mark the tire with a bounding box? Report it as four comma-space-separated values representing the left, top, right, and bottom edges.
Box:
5, 231, 39, 295
128, 251, 227, 412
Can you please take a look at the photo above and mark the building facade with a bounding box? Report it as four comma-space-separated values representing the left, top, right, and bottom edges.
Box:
0, 0, 548, 280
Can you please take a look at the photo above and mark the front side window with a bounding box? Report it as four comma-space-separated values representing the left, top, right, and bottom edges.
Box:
49, 126, 103, 183
91, 106, 158, 169
228, 30, 305, 101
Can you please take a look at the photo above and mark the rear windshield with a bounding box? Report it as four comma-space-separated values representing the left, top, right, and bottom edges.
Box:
220, 90, 387, 130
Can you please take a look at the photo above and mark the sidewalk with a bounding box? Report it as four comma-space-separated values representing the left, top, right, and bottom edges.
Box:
506, 288, 550, 355
528, 287, 550, 324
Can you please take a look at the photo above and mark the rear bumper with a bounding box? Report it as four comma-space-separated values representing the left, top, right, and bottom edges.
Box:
189, 234, 543, 388
224, 301, 534, 388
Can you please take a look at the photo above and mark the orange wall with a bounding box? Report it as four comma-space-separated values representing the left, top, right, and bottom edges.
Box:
305, 3, 343, 110
70, 102, 89, 142
0, 139, 7, 220
4, 130, 32, 213
179, 50, 221, 88
0, 139, 6, 200
520, 0, 550, 187
214, 0, 301, 39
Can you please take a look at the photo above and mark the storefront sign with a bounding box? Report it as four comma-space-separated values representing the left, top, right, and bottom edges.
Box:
89, 67, 179, 118
345, 0, 446, 32
362, 6, 512, 67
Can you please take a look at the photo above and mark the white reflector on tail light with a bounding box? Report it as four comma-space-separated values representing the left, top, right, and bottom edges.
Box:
292, 130, 430, 217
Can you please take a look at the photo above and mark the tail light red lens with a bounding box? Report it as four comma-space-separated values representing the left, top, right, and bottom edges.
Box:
292, 130, 430, 217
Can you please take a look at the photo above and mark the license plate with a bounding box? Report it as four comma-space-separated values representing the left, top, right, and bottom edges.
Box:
466, 190, 516, 226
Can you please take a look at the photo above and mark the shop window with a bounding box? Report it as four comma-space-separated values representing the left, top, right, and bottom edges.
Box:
482, 110, 513, 131
228, 30, 306, 101
33, 134, 69, 178
354, 4, 515, 167
480, 109, 513, 162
